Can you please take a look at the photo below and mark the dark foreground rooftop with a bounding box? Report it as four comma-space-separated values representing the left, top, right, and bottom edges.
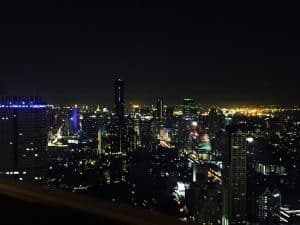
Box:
0, 179, 186, 225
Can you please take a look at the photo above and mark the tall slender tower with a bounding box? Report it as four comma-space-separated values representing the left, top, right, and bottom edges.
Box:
112, 78, 127, 182
113, 78, 127, 156
114, 78, 125, 125
97, 129, 102, 155
222, 126, 247, 225
156, 98, 164, 120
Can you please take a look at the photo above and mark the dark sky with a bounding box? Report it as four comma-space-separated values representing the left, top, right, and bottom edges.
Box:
0, 1, 299, 106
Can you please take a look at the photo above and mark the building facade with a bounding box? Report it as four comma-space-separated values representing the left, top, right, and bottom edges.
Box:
0, 96, 48, 182
222, 127, 247, 225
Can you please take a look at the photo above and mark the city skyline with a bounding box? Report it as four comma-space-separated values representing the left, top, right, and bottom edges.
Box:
1, 77, 299, 107
1, 2, 300, 224
1, 82, 300, 224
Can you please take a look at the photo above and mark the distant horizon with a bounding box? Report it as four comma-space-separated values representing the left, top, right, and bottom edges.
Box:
42, 100, 300, 108
1, 92, 299, 108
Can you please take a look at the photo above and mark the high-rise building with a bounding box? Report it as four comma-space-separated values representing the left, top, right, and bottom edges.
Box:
113, 78, 127, 155
97, 129, 102, 155
207, 108, 224, 138
165, 106, 174, 128
222, 126, 247, 225
183, 98, 197, 120
0, 96, 48, 182
258, 189, 281, 224
111, 78, 128, 182
114, 78, 125, 125
156, 98, 164, 120
71, 106, 79, 134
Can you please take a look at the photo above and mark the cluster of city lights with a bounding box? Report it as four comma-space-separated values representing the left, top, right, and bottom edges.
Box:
0, 104, 48, 108
220, 106, 300, 117
221, 107, 274, 117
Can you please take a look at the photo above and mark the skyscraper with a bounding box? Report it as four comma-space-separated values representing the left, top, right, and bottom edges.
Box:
114, 78, 125, 125
207, 108, 224, 138
165, 106, 174, 128
71, 106, 79, 134
183, 98, 197, 120
222, 126, 247, 225
113, 78, 126, 154
111, 79, 128, 182
0, 96, 48, 182
97, 129, 102, 155
156, 98, 164, 120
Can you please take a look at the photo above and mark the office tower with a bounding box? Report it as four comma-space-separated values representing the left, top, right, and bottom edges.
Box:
97, 129, 102, 155
258, 189, 281, 224
222, 126, 247, 225
111, 78, 128, 182
71, 106, 79, 134
114, 78, 125, 125
166, 106, 174, 128
156, 98, 164, 120
81, 111, 98, 139
128, 118, 141, 151
207, 108, 224, 138
113, 78, 126, 154
183, 98, 197, 120
0, 96, 48, 182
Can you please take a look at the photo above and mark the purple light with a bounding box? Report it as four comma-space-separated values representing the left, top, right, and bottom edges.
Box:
0, 104, 48, 109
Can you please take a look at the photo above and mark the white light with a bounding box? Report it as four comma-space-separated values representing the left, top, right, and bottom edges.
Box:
192, 121, 198, 127
246, 137, 254, 143
273, 193, 280, 198
178, 182, 185, 190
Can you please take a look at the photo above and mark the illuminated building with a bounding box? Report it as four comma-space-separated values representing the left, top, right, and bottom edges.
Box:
131, 118, 141, 149
81, 111, 98, 139
156, 98, 164, 120
258, 189, 281, 224
97, 129, 102, 155
222, 126, 247, 225
195, 133, 212, 160
0, 96, 48, 182
71, 106, 79, 134
183, 98, 197, 120
114, 78, 125, 125
255, 163, 286, 176
157, 128, 172, 148
111, 78, 128, 182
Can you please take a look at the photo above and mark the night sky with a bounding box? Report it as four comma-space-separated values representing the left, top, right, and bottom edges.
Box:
0, 1, 299, 106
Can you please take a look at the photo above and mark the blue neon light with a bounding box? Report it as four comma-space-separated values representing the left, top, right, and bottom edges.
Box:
71, 108, 79, 134
0, 104, 47, 109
